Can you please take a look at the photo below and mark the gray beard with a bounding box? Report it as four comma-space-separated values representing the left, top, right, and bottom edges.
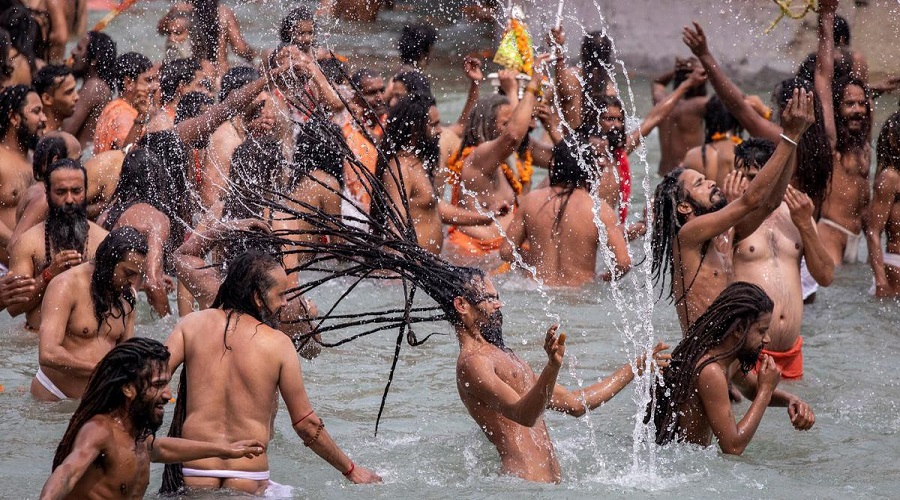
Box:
46, 202, 89, 252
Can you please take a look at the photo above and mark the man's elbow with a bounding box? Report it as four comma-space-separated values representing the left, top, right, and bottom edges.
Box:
718, 442, 746, 456
812, 267, 834, 287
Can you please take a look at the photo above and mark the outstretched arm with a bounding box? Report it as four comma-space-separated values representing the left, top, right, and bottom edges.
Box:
40, 421, 109, 500
148, 436, 265, 463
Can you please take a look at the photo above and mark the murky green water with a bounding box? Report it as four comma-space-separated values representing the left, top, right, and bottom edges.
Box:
1, 1, 898, 498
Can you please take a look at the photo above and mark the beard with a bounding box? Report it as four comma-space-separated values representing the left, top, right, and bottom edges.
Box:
837, 113, 871, 151
129, 395, 165, 437
478, 310, 506, 350
46, 200, 89, 252
737, 343, 764, 374
688, 188, 727, 216
605, 126, 625, 150
16, 121, 41, 151
260, 302, 283, 328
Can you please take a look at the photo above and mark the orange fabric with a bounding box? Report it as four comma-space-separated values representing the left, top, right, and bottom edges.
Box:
341, 117, 383, 208
755, 336, 803, 379
93, 98, 137, 153
447, 227, 504, 256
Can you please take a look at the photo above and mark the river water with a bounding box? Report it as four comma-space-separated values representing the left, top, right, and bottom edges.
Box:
1, 1, 899, 498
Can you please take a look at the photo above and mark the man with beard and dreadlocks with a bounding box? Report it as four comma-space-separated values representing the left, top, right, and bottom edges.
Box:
7, 159, 108, 330
647, 282, 814, 454
454, 268, 669, 482
376, 93, 500, 255
0, 84, 46, 268
30, 227, 147, 401
651, 87, 815, 334
500, 133, 630, 287
40, 337, 265, 499
161, 251, 381, 495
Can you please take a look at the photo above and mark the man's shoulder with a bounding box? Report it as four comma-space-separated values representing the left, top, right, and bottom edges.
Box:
16, 222, 46, 249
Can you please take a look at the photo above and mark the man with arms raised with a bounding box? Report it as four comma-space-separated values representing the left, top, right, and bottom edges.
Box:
41, 338, 265, 500
7, 159, 108, 330
454, 268, 667, 482
652, 57, 709, 175
649, 282, 814, 454
650, 89, 814, 331
0, 85, 46, 267
33, 65, 79, 132
31, 227, 147, 401
866, 112, 900, 297
162, 251, 380, 494
729, 139, 833, 378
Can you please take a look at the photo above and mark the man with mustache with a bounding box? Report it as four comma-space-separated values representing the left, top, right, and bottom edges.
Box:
0, 85, 47, 268
41, 337, 265, 499
650, 89, 815, 333
7, 159, 108, 330
33, 65, 79, 133
454, 268, 668, 483
161, 251, 381, 495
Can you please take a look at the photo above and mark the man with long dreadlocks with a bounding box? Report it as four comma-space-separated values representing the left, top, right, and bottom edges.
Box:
40, 337, 265, 499
500, 133, 630, 286
454, 268, 669, 482
650, 88, 815, 333
7, 159, 108, 330
30, 226, 148, 401
647, 282, 814, 454
161, 251, 381, 495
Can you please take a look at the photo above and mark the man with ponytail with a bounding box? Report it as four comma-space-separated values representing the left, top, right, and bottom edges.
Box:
648, 282, 815, 455
40, 337, 264, 499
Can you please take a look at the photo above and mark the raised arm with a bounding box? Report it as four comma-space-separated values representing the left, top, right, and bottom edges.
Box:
448, 56, 484, 137
815, 0, 838, 148
550, 26, 583, 130
683, 22, 782, 141
222, 7, 255, 62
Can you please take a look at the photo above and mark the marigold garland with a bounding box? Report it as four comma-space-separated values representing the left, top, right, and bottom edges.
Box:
447, 146, 533, 201
510, 19, 533, 76
711, 132, 744, 145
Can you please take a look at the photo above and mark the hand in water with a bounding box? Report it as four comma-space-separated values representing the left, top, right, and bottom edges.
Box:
722, 170, 747, 203
780, 88, 816, 141
784, 185, 814, 228
543, 324, 566, 368
757, 354, 782, 391
0, 275, 35, 308
682, 22, 710, 58
787, 398, 816, 431
463, 56, 483, 82
222, 440, 266, 459
636, 341, 671, 375
346, 464, 383, 484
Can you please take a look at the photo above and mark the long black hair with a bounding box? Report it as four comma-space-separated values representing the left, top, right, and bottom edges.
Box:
647, 281, 774, 445
189, 0, 220, 62
832, 76, 872, 154
877, 110, 900, 173
86, 31, 118, 90
703, 95, 742, 144
90, 226, 148, 331
292, 118, 345, 190
53, 338, 170, 470
222, 136, 287, 221
650, 167, 687, 300
32, 134, 68, 181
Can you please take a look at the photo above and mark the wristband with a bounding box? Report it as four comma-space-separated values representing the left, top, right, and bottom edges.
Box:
524, 85, 540, 97
343, 460, 355, 477
41, 267, 54, 283
779, 133, 798, 146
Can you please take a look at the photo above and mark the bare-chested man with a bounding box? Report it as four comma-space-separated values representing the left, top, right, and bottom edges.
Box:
501, 134, 630, 286
63, 31, 117, 147
31, 227, 147, 401
0, 85, 46, 267
729, 139, 833, 378
33, 65, 79, 132
7, 160, 108, 330
147, 57, 211, 133
650, 89, 814, 332
652, 57, 709, 175
162, 251, 380, 495
41, 337, 265, 500
649, 282, 814, 454
453, 268, 668, 482
444, 57, 547, 262
866, 112, 900, 297
682, 95, 744, 186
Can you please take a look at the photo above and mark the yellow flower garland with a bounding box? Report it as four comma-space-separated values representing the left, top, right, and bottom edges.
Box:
510, 19, 533, 76
448, 146, 533, 199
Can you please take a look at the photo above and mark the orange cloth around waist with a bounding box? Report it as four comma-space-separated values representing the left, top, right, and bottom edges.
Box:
755, 336, 803, 379
447, 227, 504, 256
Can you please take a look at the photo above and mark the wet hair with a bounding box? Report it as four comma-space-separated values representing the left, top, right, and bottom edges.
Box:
0, 28, 12, 82
0, 84, 34, 138
796, 51, 852, 84
703, 95, 742, 143
647, 282, 774, 445
86, 31, 118, 90
190, 0, 220, 61
579, 95, 625, 148
52, 337, 170, 470
43, 157, 87, 194
443, 267, 486, 327
833, 76, 872, 154
834, 14, 850, 46
158, 57, 202, 104
223, 136, 287, 221
650, 167, 688, 300
212, 250, 283, 327
580, 30, 614, 101
90, 226, 148, 331
550, 135, 592, 190
772, 76, 832, 209
317, 56, 347, 85
114, 52, 152, 94
876, 111, 900, 173
292, 118, 346, 189
393, 70, 432, 99
32, 134, 68, 180
279, 6, 314, 44
0, 6, 40, 67
218, 65, 259, 102
175, 91, 212, 124
460, 93, 509, 150
398, 23, 438, 66
32, 65, 72, 97
733, 137, 775, 171
350, 68, 380, 91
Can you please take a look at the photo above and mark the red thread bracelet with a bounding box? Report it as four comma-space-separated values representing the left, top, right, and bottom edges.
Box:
292, 409, 314, 427
41, 267, 54, 283
343, 461, 355, 477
